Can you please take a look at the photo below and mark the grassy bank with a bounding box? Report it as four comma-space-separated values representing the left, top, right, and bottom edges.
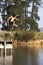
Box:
0, 31, 43, 47
0, 30, 43, 40
35, 32, 43, 40
0, 30, 35, 41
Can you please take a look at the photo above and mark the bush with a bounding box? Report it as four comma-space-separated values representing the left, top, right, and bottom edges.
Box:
14, 30, 35, 42
35, 32, 43, 40
4, 33, 12, 40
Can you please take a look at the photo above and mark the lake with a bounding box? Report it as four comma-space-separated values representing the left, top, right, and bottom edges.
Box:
0, 47, 43, 65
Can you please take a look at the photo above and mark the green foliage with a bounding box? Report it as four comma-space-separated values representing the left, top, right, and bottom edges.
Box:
4, 33, 10, 38
1, 0, 41, 31
6, 5, 15, 15
35, 32, 43, 39
0, 31, 43, 42
31, 0, 40, 20
4, 32, 14, 40
21, 1, 29, 7
25, 17, 40, 31
14, 30, 35, 42
0, 0, 2, 2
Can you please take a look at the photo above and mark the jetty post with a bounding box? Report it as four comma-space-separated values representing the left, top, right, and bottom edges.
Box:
4, 41, 6, 56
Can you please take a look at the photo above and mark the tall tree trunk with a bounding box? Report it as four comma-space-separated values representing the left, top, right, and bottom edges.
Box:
31, 0, 34, 19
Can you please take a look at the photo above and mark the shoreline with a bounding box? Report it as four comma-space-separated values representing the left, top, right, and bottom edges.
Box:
13, 39, 43, 48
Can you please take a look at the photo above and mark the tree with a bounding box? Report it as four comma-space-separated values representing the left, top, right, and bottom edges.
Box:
2, 0, 30, 30
1, 0, 41, 31
25, 0, 41, 31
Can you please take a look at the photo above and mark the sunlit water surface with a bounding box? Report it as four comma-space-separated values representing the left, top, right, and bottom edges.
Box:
0, 47, 43, 65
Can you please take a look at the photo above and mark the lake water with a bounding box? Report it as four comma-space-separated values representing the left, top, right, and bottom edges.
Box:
0, 47, 43, 65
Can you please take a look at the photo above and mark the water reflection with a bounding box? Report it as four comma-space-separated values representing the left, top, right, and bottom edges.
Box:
27, 47, 38, 65
38, 48, 43, 65
13, 47, 28, 65
0, 47, 43, 65
3, 55, 12, 65
0, 49, 12, 65
13, 47, 43, 65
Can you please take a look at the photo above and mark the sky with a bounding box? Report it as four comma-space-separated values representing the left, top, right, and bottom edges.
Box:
37, 0, 43, 28
0, 13, 3, 29
38, 7, 43, 28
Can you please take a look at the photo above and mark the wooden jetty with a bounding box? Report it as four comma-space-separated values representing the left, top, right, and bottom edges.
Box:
0, 40, 13, 56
